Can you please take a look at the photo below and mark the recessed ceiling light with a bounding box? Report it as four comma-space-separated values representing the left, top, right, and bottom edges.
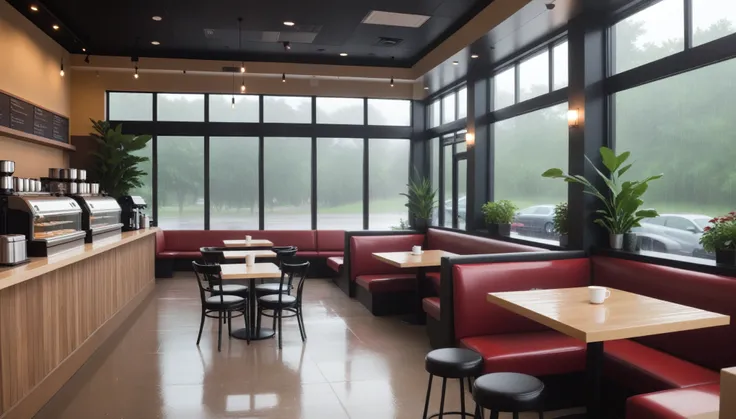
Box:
283, 21, 295, 27
52, 24, 59, 30
424, 87, 429, 90
30, 5, 38, 11
452, 60, 459, 65
471, 54, 479, 59
152, 16, 162, 21
340, 52, 348, 57
82, 48, 86, 52
151, 41, 160, 45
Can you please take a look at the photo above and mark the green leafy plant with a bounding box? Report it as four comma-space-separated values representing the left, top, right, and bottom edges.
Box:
391, 218, 411, 231
481, 200, 518, 224
542, 147, 662, 235
700, 212, 736, 253
90, 119, 152, 199
400, 174, 437, 221
553, 202, 569, 235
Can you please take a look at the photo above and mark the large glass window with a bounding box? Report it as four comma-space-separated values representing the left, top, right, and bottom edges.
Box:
519, 50, 550, 101
368, 139, 410, 229
263, 96, 312, 123
614, 58, 736, 260
157, 136, 205, 230
493, 103, 568, 242
209, 137, 259, 230
317, 138, 363, 229
442, 93, 456, 124
316, 98, 364, 125
429, 100, 441, 128
693, 0, 736, 46
367, 99, 411, 126
264, 137, 311, 229
442, 138, 453, 228
157, 94, 205, 122
129, 141, 152, 206
612, 0, 684, 74
493, 67, 515, 110
209, 95, 259, 123
553, 41, 569, 90
457, 87, 467, 119
108, 93, 153, 121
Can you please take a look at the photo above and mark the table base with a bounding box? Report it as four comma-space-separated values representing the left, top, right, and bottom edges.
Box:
230, 327, 275, 341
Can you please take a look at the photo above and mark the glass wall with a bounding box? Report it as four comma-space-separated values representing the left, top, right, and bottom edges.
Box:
316, 98, 364, 125
369, 139, 410, 229
263, 96, 312, 123
367, 99, 411, 126
157, 136, 205, 230
264, 137, 312, 229
210, 137, 259, 230
209, 95, 259, 123
157, 94, 205, 122
108, 93, 153, 121
317, 138, 363, 229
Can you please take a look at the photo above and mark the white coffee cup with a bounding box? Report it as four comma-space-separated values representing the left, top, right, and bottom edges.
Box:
245, 235, 252, 244
589, 286, 611, 304
411, 245, 422, 255
246, 254, 255, 266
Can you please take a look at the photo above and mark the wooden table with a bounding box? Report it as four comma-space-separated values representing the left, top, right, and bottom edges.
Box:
220, 263, 282, 341
487, 287, 730, 419
222, 250, 277, 260
373, 250, 456, 323
222, 239, 274, 248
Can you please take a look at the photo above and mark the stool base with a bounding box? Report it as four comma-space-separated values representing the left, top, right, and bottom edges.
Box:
428, 411, 475, 418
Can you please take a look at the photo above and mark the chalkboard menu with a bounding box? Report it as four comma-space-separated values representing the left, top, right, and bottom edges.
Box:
0, 91, 69, 144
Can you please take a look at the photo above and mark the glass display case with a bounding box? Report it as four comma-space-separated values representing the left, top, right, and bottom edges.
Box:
7, 196, 86, 256
72, 196, 123, 242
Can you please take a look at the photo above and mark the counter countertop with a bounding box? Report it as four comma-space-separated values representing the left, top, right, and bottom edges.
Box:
0, 228, 158, 291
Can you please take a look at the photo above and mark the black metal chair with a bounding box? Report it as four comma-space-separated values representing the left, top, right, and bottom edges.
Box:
199, 247, 249, 298
256, 260, 309, 350
255, 246, 298, 295
192, 261, 249, 351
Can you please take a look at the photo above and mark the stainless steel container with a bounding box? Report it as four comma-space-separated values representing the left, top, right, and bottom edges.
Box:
48, 168, 61, 179
68, 182, 79, 195
78, 169, 87, 181
28, 180, 36, 193
67, 168, 78, 180
0, 234, 27, 265
35, 180, 43, 192
13, 177, 22, 192
22, 178, 30, 192
0, 161, 15, 175
90, 183, 100, 195
0, 176, 12, 191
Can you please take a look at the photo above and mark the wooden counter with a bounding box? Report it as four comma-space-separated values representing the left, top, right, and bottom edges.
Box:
0, 228, 157, 419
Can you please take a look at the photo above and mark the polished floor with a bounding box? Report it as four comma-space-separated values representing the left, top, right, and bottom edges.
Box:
36, 275, 581, 419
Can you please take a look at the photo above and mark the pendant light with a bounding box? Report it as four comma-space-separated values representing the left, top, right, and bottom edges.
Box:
238, 18, 245, 73
59, 57, 64, 77
282, 73, 286, 83
231, 73, 236, 109
390, 77, 394, 87
134, 65, 139, 79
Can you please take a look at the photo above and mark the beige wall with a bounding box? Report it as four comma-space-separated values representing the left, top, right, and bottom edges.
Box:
0, 1, 70, 174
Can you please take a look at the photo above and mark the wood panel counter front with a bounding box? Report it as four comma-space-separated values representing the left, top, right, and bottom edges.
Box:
0, 228, 157, 419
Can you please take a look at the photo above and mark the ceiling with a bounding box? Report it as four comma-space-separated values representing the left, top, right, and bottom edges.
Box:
9, 0, 494, 67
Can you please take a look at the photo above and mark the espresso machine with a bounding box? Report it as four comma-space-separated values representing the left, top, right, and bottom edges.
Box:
118, 195, 148, 231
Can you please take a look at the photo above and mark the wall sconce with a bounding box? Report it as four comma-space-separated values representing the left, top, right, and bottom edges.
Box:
568, 109, 580, 127
465, 132, 475, 146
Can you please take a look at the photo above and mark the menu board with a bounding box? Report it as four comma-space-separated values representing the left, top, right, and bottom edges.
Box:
0, 91, 69, 144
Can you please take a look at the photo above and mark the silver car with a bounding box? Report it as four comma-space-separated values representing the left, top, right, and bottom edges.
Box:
634, 214, 712, 256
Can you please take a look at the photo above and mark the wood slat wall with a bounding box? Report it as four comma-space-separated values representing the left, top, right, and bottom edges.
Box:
0, 235, 155, 415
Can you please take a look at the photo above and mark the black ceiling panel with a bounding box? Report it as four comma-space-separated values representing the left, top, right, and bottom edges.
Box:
9, 0, 493, 67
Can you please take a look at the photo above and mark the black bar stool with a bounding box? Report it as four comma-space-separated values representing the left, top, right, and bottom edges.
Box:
472, 372, 545, 419
423, 348, 484, 418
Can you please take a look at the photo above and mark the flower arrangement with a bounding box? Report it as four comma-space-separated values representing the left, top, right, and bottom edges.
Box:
700, 212, 736, 261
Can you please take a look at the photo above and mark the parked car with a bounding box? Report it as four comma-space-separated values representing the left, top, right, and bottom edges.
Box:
513, 205, 556, 235
441, 196, 467, 225
633, 214, 711, 256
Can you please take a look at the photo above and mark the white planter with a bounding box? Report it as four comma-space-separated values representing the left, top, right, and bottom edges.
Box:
609, 234, 624, 250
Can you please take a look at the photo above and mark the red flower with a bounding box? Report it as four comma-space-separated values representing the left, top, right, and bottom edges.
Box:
730, 211, 736, 215
710, 218, 717, 223
704, 226, 711, 232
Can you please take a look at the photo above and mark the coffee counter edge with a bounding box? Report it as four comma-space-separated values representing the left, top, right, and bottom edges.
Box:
0, 227, 159, 290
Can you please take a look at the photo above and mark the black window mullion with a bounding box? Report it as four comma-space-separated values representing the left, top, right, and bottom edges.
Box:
203, 94, 210, 230
438, 143, 445, 226
548, 43, 555, 92
311, 137, 317, 230
258, 136, 265, 230
684, 0, 693, 50
363, 137, 370, 230
514, 64, 521, 104
151, 93, 158, 226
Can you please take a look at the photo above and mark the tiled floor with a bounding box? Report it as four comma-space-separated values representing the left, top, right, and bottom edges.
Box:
36, 275, 582, 419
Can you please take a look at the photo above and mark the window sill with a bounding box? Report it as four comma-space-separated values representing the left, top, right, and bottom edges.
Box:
471, 229, 564, 251
594, 248, 736, 277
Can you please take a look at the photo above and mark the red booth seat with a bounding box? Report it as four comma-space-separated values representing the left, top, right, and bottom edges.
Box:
327, 257, 343, 273
625, 383, 720, 419
422, 297, 440, 320
356, 274, 417, 293
427, 228, 545, 255
317, 230, 345, 258
349, 234, 425, 283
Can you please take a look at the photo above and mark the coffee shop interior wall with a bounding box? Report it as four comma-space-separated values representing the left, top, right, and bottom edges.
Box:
0, 0, 70, 176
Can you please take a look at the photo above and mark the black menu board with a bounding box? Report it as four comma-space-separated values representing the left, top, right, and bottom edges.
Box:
0, 91, 69, 143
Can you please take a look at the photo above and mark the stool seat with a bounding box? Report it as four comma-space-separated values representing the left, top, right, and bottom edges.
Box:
473, 373, 544, 413
426, 348, 484, 378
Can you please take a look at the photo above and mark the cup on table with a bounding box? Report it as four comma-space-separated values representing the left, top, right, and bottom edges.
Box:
588, 286, 611, 304
411, 245, 422, 255
246, 254, 256, 266
245, 235, 252, 244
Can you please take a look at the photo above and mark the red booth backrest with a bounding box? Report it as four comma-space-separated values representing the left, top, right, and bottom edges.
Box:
317, 230, 345, 251
453, 258, 591, 340
350, 235, 425, 279
427, 229, 546, 255
592, 256, 736, 371
156, 229, 166, 254
162, 230, 317, 252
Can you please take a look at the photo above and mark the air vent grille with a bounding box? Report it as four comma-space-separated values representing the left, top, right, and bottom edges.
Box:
375, 37, 403, 47
362, 10, 430, 28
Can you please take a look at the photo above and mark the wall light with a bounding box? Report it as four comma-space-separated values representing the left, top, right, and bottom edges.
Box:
568, 109, 580, 127
465, 132, 475, 146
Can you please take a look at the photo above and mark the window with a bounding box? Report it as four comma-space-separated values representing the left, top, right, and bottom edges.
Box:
209, 95, 259, 123
264, 138, 311, 229
493, 103, 568, 242
613, 0, 684, 74
493, 67, 515, 110
209, 137, 259, 230
128, 141, 152, 206
108, 93, 153, 121
430, 138, 440, 225
316, 97, 364, 125
442, 139, 453, 228
263, 96, 312, 123
368, 139, 410, 229
457, 159, 467, 230
457, 87, 467, 119
519, 50, 550, 101
614, 58, 736, 260
553, 41, 569, 89
429, 100, 441, 128
442, 93, 456, 124
693, 0, 736, 46
367, 99, 411, 126
317, 138, 363, 229
157, 94, 205, 122
157, 137, 205, 230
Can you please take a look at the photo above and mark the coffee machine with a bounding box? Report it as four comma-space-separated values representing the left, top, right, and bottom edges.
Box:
0, 160, 15, 236
118, 195, 148, 231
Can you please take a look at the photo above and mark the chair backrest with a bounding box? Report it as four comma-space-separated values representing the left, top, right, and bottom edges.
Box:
274, 246, 298, 267
192, 261, 225, 304
276, 260, 310, 304
199, 247, 224, 264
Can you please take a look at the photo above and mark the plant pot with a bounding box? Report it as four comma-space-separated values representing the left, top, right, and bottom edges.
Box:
413, 218, 429, 233
623, 233, 638, 252
559, 234, 568, 247
488, 223, 511, 237
715, 249, 736, 266
609, 234, 624, 250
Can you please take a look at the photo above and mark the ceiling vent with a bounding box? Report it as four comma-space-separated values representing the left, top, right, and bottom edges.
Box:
362, 10, 430, 28
375, 37, 403, 47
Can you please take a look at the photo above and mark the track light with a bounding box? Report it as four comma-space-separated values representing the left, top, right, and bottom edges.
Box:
84, 54, 90, 64
283, 41, 291, 51
59, 58, 64, 77
390, 77, 394, 87
282, 73, 286, 83
545, 2, 556, 10
231, 96, 235, 109
134, 65, 139, 79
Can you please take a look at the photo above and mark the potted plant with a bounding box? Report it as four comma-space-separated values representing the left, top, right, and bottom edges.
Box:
553, 202, 569, 246
481, 200, 518, 236
700, 212, 736, 266
542, 147, 662, 250
90, 119, 152, 199
400, 175, 437, 233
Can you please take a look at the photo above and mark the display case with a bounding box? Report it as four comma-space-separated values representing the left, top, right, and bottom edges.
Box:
71, 196, 123, 242
6, 196, 86, 256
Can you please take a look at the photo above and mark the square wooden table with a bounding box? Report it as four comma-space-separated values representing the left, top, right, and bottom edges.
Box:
487, 287, 730, 419
222, 239, 274, 248
373, 250, 457, 323
220, 263, 282, 341
222, 250, 277, 260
